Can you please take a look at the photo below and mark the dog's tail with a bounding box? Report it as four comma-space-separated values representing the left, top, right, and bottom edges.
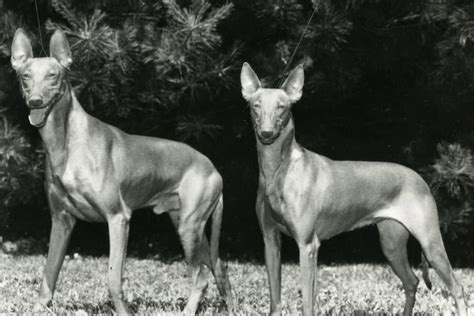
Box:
421, 252, 432, 290
210, 194, 233, 308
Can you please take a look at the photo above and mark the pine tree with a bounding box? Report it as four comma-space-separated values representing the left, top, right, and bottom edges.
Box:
0, 117, 44, 232
44, 0, 239, 141
427, 143, 474, 241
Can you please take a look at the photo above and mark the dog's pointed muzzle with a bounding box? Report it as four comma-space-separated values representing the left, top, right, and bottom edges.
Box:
26, 84, 66, 128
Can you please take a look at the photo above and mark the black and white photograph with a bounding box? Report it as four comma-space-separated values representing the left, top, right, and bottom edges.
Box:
0, 0, 473, 314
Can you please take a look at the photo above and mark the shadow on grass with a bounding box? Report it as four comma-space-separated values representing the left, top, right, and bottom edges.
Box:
60, 300, 115, 314
60, 296, 228, 314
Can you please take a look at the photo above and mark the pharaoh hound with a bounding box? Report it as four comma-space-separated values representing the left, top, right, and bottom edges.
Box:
11, 28, 232, 314
240, 62, 467, 316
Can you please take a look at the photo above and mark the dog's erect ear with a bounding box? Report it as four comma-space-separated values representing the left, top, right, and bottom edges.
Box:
240, 62, 261, 101
281, 64, 304, 103
50, 29, 72, 68
11, 29, 33, 71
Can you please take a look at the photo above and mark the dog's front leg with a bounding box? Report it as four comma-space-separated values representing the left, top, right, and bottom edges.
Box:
36, 210, 76, 309
107, 213, 131, 315
298, 238, 320, 316
257, 192, 282, 316
264, 227, 282, 316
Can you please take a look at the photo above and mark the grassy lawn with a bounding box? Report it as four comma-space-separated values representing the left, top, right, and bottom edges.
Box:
0, 254, 473, 314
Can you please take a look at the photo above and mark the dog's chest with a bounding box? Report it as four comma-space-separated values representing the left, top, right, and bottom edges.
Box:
49, 161, 110, 222
264, 157, 316, 234
265, 171, 299, 227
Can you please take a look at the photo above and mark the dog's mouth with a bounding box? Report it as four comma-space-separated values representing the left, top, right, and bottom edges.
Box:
258, 134, 279, 145
28, 106, 51, 128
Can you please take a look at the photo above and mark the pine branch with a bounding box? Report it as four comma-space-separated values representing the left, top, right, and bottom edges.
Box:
50, 0, 82, 30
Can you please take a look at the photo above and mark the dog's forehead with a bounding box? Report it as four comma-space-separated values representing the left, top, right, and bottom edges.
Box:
253, 89, 289, 105
22, 57, 61, 74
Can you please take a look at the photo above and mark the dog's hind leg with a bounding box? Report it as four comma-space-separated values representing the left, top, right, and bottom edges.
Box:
175, 216, 209, 315
421, 244, 467, 316
195, 233, 233, 310
412, 217, 467, 315
398, 196, 468, 316
207, 195, 233, 308
377, 219, 419, 316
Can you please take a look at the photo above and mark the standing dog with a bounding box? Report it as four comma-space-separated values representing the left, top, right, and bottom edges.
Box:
240, 62, 467, 316
11, 28, 232, 314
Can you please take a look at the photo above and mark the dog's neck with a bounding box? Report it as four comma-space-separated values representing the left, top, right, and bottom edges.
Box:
256, 117, 301, 182
38, 83, 87, 169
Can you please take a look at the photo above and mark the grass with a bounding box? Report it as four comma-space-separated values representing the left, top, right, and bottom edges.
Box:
0, 254, 473, 314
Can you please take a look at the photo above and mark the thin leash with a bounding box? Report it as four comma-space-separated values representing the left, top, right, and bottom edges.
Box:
277, 4, 318, 88
34, 0, 47, 56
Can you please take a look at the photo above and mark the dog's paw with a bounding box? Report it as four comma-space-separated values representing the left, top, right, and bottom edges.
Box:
33, 297, 52, 312
33, 302, 46, 312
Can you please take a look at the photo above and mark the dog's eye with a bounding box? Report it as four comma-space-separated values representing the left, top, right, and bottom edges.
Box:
21, 74, 31, 80
47, 73, 57, 80
277, 102, 286, 110
253, 102, 260, 109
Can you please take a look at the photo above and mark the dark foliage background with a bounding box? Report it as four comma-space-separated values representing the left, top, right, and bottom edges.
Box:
1, 0, 474, 266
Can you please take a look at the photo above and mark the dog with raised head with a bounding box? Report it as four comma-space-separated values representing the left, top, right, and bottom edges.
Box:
240, 62, 468, 316
11, 28, 232, 314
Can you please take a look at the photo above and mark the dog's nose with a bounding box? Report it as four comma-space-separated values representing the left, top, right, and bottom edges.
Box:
28, 97, 43, 108
261, 130, 274, 139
